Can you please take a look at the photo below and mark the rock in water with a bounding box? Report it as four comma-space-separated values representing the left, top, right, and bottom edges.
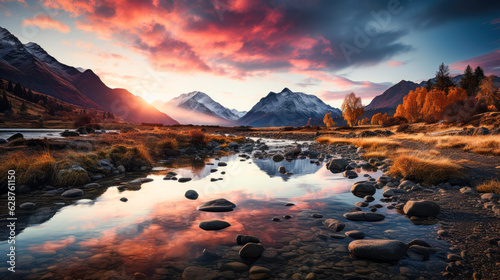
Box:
350, 181, 376, 197
239, 243, 265, 259
345, 230, 365, 239
323, 219, 345, 232
236, 235, 261, 245
198, 220, 231, 230
326, 159, 348, 173
403, 200, 440, 217
343, 212, 385, 221
19, 202, 36, 210
278, 166, 286, 174
178, 178, 192, 183
344, 170, 358, 179
61, 188, 84, 198
197, 198, 236, 212
272, 154, 284, 162
348, 239, 408, 262
185, 190, 199, 200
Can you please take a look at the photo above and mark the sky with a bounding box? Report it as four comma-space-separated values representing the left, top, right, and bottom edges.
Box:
1, 0, 499, 111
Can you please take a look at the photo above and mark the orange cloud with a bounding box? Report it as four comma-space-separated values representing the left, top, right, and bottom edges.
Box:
22, 14, 70, 33
386, 61, 406, 68
28, 236, 76, 253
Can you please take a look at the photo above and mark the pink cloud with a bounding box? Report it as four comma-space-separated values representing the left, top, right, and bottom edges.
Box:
450, 50, 500, 76
22, 14, 70, 33
38, 0, 344, 77
386, 61, 406, 68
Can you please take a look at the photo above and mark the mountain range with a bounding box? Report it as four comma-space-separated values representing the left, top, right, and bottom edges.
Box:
153, 91, 246, 125
236, 88, 342, 127
0, 26, 178, 125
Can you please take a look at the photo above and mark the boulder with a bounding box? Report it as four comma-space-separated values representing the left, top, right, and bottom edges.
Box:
239, 243, 265, 259
326, 158, 348, 173
272, 154, 284, 162
350, 181, 376, 197
198, 220, 231, 230
7, 133, 24, 141
323, 219, 345, 232
219, 262, 249, 272
61, 188, 84, 198
236, 235, 261, 245
344, 170, 358, 179
348, 239, 408, 262
345, 230, 365, 239
278, 166, 286, 174
460, 187, 475, 195
185, 190, 199, 200
403, 200, 440, 217
178, 178, 192, 183
343, 212, 385, 221
197, 198, 236, 212
19, 202, 36, 210
481, 193, 499, 201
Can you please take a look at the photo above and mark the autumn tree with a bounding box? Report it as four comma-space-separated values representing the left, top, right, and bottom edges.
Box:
323, 112, 335, 128
476, 75, 499, 110
395, 87, 427, 123
371, 113, 383, 125
341, 92, 364, 127
358, 117, 369, 125
434, 63, 454, 92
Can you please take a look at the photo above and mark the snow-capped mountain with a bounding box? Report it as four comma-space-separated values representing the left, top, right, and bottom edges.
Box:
236, 88, 342, 127
154, 91, 246, 125
0, 26, 177, 125
231, 108, 247, 118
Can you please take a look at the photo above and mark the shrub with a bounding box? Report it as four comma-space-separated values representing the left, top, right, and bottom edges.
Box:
388, 153, 465, 185
382, 116, 408, 127
189, 130, 206, 146
0, 151, 57, 192
476, 179, 500, 195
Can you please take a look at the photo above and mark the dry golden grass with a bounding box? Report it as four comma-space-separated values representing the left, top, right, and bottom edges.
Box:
316, 136, 402, 150
393, 134, 500, 156
0, 151, 57, 189
388, 152, 465, 185
476, 179, 500, 194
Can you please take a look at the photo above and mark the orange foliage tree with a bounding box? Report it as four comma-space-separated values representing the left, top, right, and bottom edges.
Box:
358, 117, 369, 125
395, 86, 468, 123
341, 92, 364, 127
323, 112, 335, 128
476, 75, 499, 110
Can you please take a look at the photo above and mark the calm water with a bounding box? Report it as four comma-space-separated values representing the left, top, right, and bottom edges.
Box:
0, 128, 118, 140
0, 141, 449, 279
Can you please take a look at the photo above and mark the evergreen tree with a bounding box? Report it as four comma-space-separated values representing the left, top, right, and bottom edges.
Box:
473, 66, 485, 94
459, 65, 475, 96
425, 79, 434, 91
0, 92, 11, 112
0, 80, 4, 90
48, 107, 55, 116
13, 83, 24, 98
7, 81, 13, 92
434, 63, 454, 92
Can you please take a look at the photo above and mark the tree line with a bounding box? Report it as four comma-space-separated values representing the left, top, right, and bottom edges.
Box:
321, 63, 498, 128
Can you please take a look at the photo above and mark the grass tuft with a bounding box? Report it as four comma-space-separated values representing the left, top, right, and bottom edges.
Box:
476, 179, 500, 194
388, 153, 465, 185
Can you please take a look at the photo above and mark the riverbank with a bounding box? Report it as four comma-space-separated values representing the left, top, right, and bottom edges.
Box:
244, 128, 500, 280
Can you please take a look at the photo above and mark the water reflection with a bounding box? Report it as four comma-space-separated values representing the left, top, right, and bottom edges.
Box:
0, 151, 448, 279
252, 158, 322, 180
